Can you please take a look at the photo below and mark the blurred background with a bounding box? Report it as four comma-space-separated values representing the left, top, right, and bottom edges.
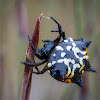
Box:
0, 0, 100, 100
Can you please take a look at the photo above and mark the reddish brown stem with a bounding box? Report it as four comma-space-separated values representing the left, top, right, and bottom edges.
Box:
20, 13, 44, 100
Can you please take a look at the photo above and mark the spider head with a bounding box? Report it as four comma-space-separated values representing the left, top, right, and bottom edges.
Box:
41, 40, 55, 57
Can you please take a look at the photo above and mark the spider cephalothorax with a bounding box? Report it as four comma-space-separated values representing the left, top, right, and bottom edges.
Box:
22, 16, 96, 88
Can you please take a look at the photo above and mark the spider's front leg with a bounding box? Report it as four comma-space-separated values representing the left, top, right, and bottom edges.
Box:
21, 60, 47, 73
50, 16, 66, 40
21, 59, 47, 67
28, 34, 44, 60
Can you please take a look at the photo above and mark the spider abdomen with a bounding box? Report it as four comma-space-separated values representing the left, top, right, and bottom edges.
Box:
47, 37, 95, 87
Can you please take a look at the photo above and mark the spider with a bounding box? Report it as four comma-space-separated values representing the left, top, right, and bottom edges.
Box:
22, 17, 96, 88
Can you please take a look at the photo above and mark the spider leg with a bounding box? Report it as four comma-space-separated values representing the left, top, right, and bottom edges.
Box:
33, 60, 40, 72
51, 30, 59, 32
35, 66, 40, 72
28, 34, 44, 60
42, 40, 52, 43
21, 59, 47, 67
37, 49, 42, 55
53, 35, 61, 45
32, 64, 49, 74
50, 16, 66, 40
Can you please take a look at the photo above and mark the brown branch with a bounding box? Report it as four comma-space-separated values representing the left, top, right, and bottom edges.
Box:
20, 13, 44, 100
